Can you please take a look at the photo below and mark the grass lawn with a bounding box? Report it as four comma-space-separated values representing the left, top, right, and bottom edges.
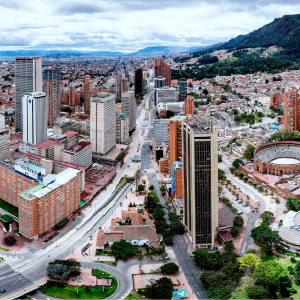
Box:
40, 279, 117, 299
0, 198, 18, 217
0, 247, 9, 252
93, 261, 117, 267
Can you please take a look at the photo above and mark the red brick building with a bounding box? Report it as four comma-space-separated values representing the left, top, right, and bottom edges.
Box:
155, 59, 171, 87
284, 88, 300, 131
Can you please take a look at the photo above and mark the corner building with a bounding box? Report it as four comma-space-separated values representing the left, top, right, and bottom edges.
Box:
182, 115, 218, 248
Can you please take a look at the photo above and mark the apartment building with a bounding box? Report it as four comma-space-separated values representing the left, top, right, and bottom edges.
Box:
121, 91, 137, 131
0, 129, 10, 162
284, 87, 300, 131
62, 141, 92, 168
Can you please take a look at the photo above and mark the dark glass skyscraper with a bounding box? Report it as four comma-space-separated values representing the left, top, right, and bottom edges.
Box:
135, 69, 143, 96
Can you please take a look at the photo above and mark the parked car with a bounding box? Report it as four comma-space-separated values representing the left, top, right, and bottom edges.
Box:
238, 211, 244, 215
0, 289, 5, 293
238, 200, 242, 204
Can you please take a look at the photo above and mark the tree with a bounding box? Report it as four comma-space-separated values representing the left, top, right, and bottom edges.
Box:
232, 158, 243, 169
286, 197, 300, 211
47, 264, 70, 281
294, 262, 300, 285
137, 184, 145, 192
49, 259, 81, 277
144, 192, 159, 213
238, 253, 261, 268
153, 207, 165, 220
155, 220, 169, 234
253, 261, 283, 289
224, 241, 235, 253
246, 285, 271, 299
233, 215, 244, 228
160, 185, 167, 195
260, 211, 274, 223
257, 112, 264, 118
111, 239, 138, 260
167, 211, 178, 220
160, 263, 179, 274
169, 220, 185, 234
166, 110, 175, 118
193, 249, 224, 270
218, 154, 222, 162
243, 145, 255, 160
163, 236, 173, 245
251, 221, 281, 253
218, 168, 226, 180
229, 167, 236, 173
230, 226, 240, 237
149, 184, 155, 191
4, 235, 16, 246
147, 277, 174, 299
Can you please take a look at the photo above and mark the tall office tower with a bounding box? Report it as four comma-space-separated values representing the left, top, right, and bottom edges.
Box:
69, 85, 76, 106
90, 93, 116, 155
284, 87, 300, 131
185, 96, 195, 115
155, 77, 165, 89
116, 112, 129, 144
168, 116, 186, 173
15, 57, 42, 132
84, 75, 91, 113
22, 92, 47, 145
155, 59, 171, 87
121, 91, 137, 131
135, 69, 143, 96
179, 78, 187, 102
271, 92, 284, 110
182, 115, 218, 249
116, 76, 128, 100
43, 69, 61, 126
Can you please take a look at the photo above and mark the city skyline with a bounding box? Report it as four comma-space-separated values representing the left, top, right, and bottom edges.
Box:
1, 0, 300, 52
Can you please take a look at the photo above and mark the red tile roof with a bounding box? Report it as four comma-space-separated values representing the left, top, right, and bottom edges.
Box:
35, 139, 61, 149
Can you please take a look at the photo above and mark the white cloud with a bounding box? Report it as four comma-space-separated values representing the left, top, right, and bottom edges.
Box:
0, 0, 299, 52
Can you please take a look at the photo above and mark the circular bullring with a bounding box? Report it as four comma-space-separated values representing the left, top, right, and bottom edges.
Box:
254, 142, 300, 176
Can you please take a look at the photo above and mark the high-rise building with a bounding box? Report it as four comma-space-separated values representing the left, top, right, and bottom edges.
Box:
116, 112, 129, 144
135, 69, 143, 96
43, 69, 61, 126
121, 91, 137, 131
22, 92, 47, 145
84, 75, 91, 113
168, 116, 186, 173
284, 87, 300, 131
90, 93, 116, 155
116, 76, 128, 100
185, 96, 195, 115
171, 161, 183, 199
182, 115, 218, 248
155, 77, 165, 89
69, 85, 76, 106
179, 78, 187, 102
0, 128, 10, 162
15, 57, 42, 132
155, 59, 171, 87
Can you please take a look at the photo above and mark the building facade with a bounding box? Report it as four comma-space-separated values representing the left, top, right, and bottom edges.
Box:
22, 92, 47, 145
185, 96, 195, 115
90, 93, 116, 155
179, 78, 187, 102
116, 112, 129, 144
84, 75, 91, 113
15, 57, 42, 132
0, 129, 10, 162
182, 115, 218, 248
121, 91, 137, 131
62, 141, 92, 168
116, 76, 128, 100
135, 69, 143, 96
284, 87, 300, 131
43, 69, 61, 126
155, 77, 165, 89
155, 59, 171, 87
155, 87, 177, 105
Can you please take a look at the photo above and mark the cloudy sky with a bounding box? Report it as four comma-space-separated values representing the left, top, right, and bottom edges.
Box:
1, 0, 300, 52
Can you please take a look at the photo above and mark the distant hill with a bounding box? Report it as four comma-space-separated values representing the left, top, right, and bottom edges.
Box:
0, 45, 206, 58
193, 14, 300, 56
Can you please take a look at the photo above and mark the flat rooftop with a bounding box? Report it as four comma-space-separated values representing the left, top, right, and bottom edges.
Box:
16, 161, 44, 173
65, 141, 91, 155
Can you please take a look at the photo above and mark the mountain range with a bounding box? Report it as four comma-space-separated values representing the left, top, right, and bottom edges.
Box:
0, 46, 205, 58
